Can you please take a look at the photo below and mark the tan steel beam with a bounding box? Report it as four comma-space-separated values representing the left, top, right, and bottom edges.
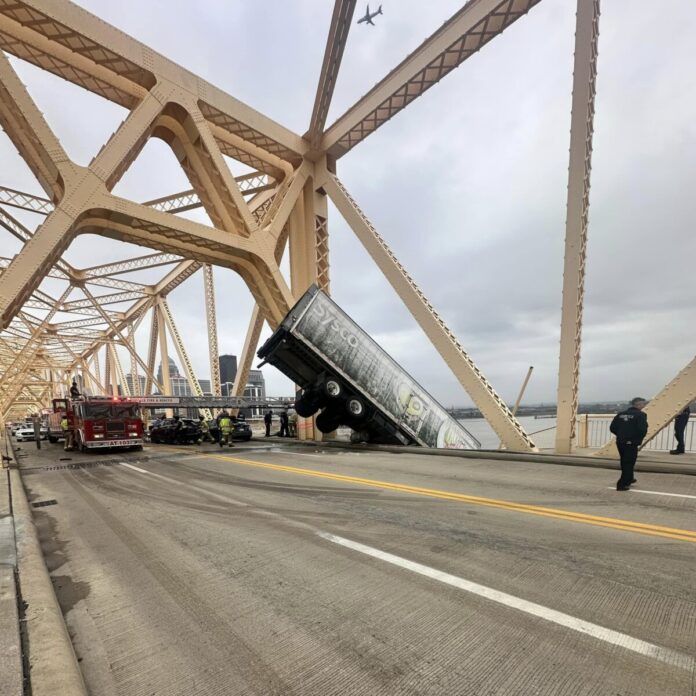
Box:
0, 1, 306, 161
232, 215, 291, 400
0, 49, 70, 199
156, 302, 173, 415
110, 340, 130, 397
159, 298, 212, 419
306, 0, 357, 149
128, 325, 141, 397
325, 174, 536, 451
145, 305, 159, 396
555, 0, 600, 454
323, 0, 543, 157
203, 265, 221, 397
80, 253, 181, 278
81, 285, 164, 393
231, 304, 264, 399
0, 186, 53, 214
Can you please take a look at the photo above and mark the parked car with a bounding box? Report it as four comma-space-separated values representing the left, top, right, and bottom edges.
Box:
210, 419, 252, 442
14, 426, 48, 442
149, 418, 201, 444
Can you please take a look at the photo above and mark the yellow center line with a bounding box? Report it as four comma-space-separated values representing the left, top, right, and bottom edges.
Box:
156, 446, 696, 543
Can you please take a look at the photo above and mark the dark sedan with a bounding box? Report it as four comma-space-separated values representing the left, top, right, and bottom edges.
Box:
210, 419, 253, 442
149, 418, 201, 444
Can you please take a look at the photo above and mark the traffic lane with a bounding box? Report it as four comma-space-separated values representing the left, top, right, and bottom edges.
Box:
25, 460, 695, 695
206, 444, 696, 530
158, 443, 696, 548
120, 452, 696, 658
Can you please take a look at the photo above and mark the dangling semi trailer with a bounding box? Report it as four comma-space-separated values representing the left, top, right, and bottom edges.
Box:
258, 285, 480, 449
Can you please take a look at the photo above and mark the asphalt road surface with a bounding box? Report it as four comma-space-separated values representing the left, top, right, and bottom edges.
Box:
18, 441, 696, 695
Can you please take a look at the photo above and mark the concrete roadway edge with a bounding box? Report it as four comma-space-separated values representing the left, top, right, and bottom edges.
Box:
7, 434, 88, 696
266, 438, 696, 476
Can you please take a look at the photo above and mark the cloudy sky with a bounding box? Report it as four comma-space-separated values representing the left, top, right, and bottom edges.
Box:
3, 0, 696, 407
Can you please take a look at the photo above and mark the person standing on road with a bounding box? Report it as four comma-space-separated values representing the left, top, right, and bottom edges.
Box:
61, 414, 73, 451
610, 397, 648, 491
197, 415, 214, 444
670, 405, 690, 455
279, 407, 290, 437
218, 412, 234, 448
264, 409, 272, 437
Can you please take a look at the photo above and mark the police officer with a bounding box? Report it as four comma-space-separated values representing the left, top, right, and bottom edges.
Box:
218, 411, 234, 448
61, 414, 73, 451
670, 405, 690, 455
610, 397, 648, 491
264, 409, 272, 437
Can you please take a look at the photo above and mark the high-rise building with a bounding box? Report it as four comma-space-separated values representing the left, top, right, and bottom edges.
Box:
219, 354, 238, 385
125, 373, 147, 395
157, 357, 181, 384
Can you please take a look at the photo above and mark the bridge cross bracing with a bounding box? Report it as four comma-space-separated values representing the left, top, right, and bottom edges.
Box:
0, 0, 692, 452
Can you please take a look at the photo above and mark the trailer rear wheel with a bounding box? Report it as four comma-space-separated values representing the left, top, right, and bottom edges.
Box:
316, 409, 341, 434
295, 393, 320, 418
48, 435, 58, 444
322, 378, 342, 399
345, 397, 366, 421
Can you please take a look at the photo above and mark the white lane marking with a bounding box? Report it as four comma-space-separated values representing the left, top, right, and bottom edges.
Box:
606, 487, 696, 500
119, 462, 248, 506
120, 462, 150, 475
317, 531, 694, 672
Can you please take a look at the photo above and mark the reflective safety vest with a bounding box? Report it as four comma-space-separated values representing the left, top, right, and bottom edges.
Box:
219, 417, 232, 434
60, 417, 69, 432
199, 420, 209, 432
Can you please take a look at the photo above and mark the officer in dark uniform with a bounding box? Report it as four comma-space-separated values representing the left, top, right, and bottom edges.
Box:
670, 405, 690, 455
69, 380, 81, 398
609, 397, 648, 491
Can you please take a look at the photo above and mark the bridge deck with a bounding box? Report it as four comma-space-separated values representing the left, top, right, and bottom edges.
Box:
14, 440, 696, 695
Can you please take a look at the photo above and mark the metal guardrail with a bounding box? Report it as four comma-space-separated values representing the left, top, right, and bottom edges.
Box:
577, 414, 695, 452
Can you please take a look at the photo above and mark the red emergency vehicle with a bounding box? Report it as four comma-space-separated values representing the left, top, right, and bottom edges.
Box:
48, 396, 144, 451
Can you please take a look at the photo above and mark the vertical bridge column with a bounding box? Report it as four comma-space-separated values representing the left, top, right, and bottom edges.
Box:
555, 0, 601, 454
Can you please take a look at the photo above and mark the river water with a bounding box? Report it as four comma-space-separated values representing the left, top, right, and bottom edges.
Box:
458, 416, 557, 450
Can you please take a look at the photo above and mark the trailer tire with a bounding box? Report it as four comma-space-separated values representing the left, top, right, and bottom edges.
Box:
322, 378, 342, 399
48, 435, 58, 444
295, 393, 320, 418
345, 397, 366, 421
316, 409, 342, 434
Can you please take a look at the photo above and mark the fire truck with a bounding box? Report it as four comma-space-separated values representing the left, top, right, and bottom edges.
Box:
47, 396, 145, 451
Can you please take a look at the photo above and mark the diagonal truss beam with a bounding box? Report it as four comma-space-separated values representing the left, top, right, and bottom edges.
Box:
0, 49, 71, 199
306, 0, 357, 149
325, 174, 536, 451
323, 0, 544, 156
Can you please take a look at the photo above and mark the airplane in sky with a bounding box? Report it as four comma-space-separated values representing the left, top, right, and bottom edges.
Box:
357, 4, 383, 26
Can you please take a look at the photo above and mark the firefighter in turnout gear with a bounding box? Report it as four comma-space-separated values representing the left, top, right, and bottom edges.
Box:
61, 415, 73, 451
197, 415, 214, 444
218, 412, 234, 448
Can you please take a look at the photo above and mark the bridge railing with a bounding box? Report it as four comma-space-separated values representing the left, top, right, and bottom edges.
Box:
577, 414, 696, 452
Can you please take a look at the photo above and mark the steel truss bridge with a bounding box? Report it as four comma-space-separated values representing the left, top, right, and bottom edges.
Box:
0, 0, 692, 455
